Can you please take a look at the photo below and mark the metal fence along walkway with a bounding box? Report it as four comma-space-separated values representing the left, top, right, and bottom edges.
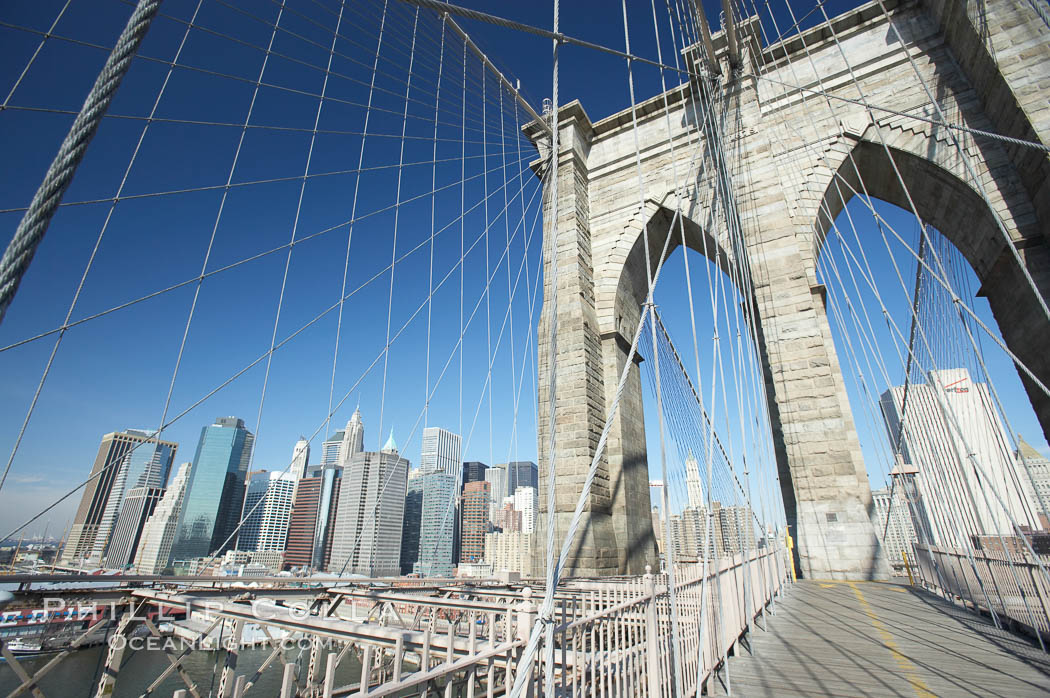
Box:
711, 580, 1050, 697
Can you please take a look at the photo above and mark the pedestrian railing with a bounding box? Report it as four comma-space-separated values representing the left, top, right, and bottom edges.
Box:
913, 543, 1050, 640
4, 544, 788, 697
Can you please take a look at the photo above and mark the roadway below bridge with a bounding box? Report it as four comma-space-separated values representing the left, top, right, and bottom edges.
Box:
710, 580, 1050, 697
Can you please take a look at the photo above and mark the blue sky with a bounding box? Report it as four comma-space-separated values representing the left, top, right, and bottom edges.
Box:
0, 0, 1044, 538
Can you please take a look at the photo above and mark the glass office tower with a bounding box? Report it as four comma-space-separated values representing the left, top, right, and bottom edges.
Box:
169, 417, 254, 568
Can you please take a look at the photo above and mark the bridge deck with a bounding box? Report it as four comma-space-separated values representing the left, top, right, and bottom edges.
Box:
711, 580, 1050, 697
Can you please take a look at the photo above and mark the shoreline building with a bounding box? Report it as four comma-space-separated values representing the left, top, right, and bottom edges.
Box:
485, 531, 535, 578
134, 462, 191, 574
460, 481, 491, 564
284, 466, 342, 571
329, 431, 408, 577
240, 471, 297, 571
283, 476, 320, 570
62, 430, 176, 566
106, 486, 165, 569
169, 417, 254, 570
484, 466, 506, 519
401, 469, 424, 575
415, 470, 458, 577
880, 368, 1038, 546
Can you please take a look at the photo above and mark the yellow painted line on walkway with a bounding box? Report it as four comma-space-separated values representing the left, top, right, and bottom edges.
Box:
848, 582, 937, 698
817, 580, 910, 592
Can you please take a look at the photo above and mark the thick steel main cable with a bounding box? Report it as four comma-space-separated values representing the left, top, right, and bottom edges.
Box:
0, 0, 161, 324
0, 0, 201, 499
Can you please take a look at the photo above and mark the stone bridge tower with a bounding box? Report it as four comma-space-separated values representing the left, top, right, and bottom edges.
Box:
529, 0, 1050, 580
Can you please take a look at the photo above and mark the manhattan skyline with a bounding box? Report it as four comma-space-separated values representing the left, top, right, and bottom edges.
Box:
0, 0, 1047, 542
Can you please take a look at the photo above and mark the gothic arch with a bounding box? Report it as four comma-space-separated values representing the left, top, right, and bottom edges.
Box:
805, 126, 1050, 440
595, 197, 738, 345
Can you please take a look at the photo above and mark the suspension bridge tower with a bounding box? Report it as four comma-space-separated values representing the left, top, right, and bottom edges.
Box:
532, 0, 1050, 580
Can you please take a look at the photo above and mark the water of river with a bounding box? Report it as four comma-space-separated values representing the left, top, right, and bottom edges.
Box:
0, 642, 365, 697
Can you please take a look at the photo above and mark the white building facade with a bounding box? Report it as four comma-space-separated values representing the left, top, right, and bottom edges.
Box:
420, 427, 461, 476
485, 531, 535, 577
340, 408, 365, 465
240, 471, 297, 556
484, 465, 506, 519
290, 437, 310, 480
133, 462, 191, 574
512, 486, 537, 534
880, 368, 1038, 547
329, 433, 408, 577
872, 486, 918, 572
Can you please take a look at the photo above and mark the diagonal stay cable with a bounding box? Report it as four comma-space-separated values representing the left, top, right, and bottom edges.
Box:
0, 0, 194, 498
0, 151, 533, 356
0, 0, 162, 324
0, 161, 543, 545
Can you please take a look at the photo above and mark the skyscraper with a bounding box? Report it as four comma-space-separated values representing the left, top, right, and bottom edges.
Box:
484, 464, 506, 501
91, 433, 177, 564
460, 481, 491, 563
340, 407, 365, 464
421, 427, 463, 566
321, 430, 345, 468
513, 486, 537, 534
240, 471, 296, 559
106, 486, 165, 569
415, 470, 458, 577
313, 465, 341, 570
669, 512, 699, 562
134, 462, 191, 574
62, 430, 177, 565
503, 461, 538, 497
284, 465, 342, 571
284, 475, 321, 570
291, 437, 310, 480
169, 417, 254, 568
462, 461, 489, 488
329, 431, 408, 577
685, 452, 704, 509
401, 469, 424, 575
421, 427, 462, 476
880, 368, 1038, 546
652, 506, 664, 554
484, 466, 507, 523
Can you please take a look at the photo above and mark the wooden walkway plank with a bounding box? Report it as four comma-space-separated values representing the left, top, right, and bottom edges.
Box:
708, 580, 1050, 697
